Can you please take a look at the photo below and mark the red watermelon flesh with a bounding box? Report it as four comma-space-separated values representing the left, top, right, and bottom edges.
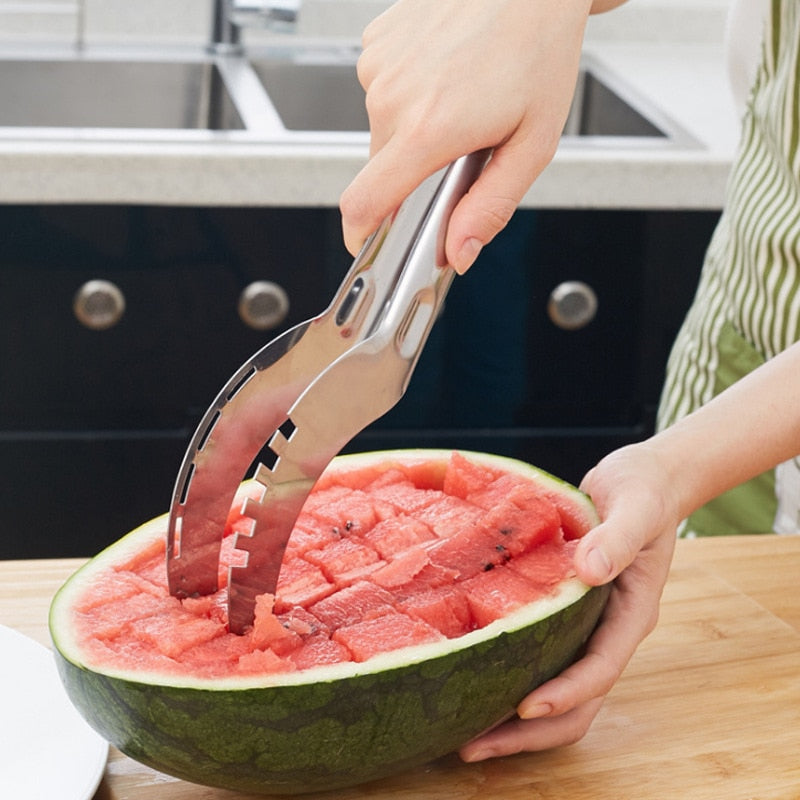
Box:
397, 584, 473, 638
413, 495, 485, 538
363, 515, 436, 558
442, 450, 500, 498
468, 472, 589, 541
509, 539, 579, 589
303, 537, 381, 586
462, 567, 544, 628
424, 524, 509, 579
370, 547, 431, 589
308, 581, 397, 630
287, 634, 351, 670
364, 478, 441, 516
478, 497, 562, 556
270, 557, 333, 613
332, 613, 444, 662
73, 451, 584, 679
305, 488, 381, 536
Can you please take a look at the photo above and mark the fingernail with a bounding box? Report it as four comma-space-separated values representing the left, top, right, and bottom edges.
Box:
454, 237, 482, 274
585, 546, 613, 583
460, 746, 490, 763
517, 700, 552, 720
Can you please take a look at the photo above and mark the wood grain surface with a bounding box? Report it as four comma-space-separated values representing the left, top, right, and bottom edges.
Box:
2, 535, 799, 799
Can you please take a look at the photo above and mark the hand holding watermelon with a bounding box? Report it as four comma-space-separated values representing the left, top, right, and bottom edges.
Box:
464, 337, 800, 760
460, 441, 679, 761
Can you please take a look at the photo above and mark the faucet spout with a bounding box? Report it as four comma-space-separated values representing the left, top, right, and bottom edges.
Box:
210, 0, 301, 53
210, 0, 242, 55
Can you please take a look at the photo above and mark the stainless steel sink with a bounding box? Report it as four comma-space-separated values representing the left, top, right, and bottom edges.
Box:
249, 52, 367, 132
0, 46, 694, 148
0, 57, 244, 130
561, 63, 693, 145
248, 48, 694, 146
566, 69, 662, 138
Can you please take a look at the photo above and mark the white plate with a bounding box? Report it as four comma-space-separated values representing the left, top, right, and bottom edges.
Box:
0, 624, 107, 800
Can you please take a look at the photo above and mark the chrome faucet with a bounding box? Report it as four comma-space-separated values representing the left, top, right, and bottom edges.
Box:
210, 0, 301, 54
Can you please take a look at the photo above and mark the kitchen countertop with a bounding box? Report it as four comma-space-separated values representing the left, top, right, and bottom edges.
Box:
528, 41, 740, 210
2, 533, 799, 799
0, 37, 739, 209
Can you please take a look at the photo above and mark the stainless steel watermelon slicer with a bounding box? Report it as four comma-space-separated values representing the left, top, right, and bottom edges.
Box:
166, 151, 488, 633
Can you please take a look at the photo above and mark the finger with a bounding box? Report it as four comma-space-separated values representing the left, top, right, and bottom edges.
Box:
459, 697, 605, 762
516, 621, 638, 720
444, 138, 554, 273
517, 550, 669, 720
355, 16, 390, 90
573, 520, 636, 586
358, 2, 394, 55
575, 445, 679, 585
339, 139, 452, 256
575, 497, 677, 587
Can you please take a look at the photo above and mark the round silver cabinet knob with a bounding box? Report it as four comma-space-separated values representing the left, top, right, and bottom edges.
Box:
73, 279, 126, 330
547, 281, 598, 331
238, 281, 290, 331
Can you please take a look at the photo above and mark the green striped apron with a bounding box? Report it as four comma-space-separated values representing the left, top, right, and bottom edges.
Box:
657, 0, 800, 536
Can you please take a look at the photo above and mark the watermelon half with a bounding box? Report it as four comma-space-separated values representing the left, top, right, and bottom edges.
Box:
49, 449, 609, 795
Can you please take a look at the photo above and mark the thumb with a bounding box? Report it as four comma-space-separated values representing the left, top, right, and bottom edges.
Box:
573, 475, 674, 587
573, 443, 681, 587
573, 519, 641, 586
574, 463, 647, 585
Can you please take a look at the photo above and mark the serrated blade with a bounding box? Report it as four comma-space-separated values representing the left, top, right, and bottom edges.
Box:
226, 332, 417, 633
166, 152, 488, 632
166, 162, 458, 601
225, 152, 487, 633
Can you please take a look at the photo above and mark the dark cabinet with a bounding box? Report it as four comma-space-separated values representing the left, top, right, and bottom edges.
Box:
0, 205, 719, 558
0, 206, 342, 558
361, 208, 719, 482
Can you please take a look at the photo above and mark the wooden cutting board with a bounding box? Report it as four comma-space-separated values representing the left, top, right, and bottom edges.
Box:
2, 536, 800, 799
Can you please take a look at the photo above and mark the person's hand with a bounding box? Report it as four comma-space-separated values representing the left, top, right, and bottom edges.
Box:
459, 336, 800, 759
339, 0, 594, 274
459, 442, 679, 760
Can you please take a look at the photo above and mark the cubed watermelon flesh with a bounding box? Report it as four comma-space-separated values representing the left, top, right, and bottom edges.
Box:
67, 451, 581, 678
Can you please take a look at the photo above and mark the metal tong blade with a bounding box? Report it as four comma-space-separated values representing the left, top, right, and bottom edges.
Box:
167, 150, 488, 633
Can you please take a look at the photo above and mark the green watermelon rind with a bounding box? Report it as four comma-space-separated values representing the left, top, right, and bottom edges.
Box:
49, 449, 609, 795
52, 583, 608, 794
